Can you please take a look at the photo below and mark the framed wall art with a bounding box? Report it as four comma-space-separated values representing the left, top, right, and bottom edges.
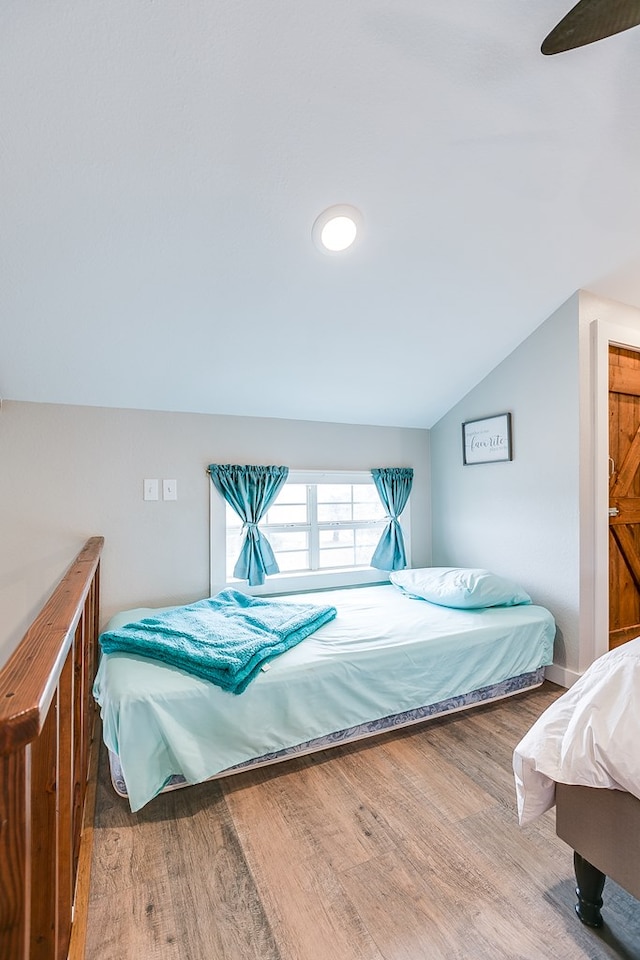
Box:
462, 412, 512, 465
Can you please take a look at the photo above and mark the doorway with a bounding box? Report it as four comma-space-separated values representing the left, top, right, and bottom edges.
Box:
608, 344, 640, 649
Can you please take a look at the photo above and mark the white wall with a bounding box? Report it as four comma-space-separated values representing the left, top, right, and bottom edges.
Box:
0, 401, 430, 668
430, 295, 581, 681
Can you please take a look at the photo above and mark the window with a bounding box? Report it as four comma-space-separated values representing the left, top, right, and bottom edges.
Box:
209, 470, 411, 595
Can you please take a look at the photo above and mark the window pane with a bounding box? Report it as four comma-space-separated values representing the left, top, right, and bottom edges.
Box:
318, 503, 352, 522
355, 544, 375, 565
275, 550, 309, 572
355, 526, 385, 547
319, 547, 356, 568
226, 530, 244, 577
268, 530, 309, 552
264, 503, 308, 524
354, 485, 380, 503
273, 483, 307, 505
319, 529, 355, 548
317, 484, 351, 503
353, 501, 386, 521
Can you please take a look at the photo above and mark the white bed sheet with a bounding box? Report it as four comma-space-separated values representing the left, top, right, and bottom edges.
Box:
513, 637, 640, 826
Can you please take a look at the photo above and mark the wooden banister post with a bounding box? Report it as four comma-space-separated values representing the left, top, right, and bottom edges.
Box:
0, 537, 103, 960
0, 748, 30, 960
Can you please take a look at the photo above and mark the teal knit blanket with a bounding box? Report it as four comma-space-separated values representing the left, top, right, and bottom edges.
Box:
98, 589, 337, 694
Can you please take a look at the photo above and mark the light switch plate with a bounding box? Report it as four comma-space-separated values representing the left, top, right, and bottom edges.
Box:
143, 479, 159, 501
163, 479, 177, 501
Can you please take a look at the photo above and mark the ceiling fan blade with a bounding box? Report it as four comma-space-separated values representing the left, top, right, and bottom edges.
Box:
541, 0, 640, 54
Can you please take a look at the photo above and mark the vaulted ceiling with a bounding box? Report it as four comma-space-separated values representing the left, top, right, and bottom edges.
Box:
3, 1, 640, 428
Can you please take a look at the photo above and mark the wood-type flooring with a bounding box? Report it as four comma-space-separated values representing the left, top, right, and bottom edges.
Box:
84, 682, 640, 959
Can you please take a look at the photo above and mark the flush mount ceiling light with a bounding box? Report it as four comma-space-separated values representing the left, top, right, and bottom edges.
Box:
312, 204, 362, 254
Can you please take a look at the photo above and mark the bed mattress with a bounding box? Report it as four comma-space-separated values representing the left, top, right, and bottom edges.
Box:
94, 584, 555, 811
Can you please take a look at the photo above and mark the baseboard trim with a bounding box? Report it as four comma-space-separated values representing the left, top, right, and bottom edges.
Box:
545, 663, 581, 688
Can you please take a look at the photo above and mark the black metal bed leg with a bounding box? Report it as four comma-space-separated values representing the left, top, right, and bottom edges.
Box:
574, 851, 606, 928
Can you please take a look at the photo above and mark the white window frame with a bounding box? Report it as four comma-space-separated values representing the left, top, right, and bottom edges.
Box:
209, 469, 412, 596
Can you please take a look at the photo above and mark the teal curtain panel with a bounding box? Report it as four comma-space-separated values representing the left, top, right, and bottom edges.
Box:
208, 464, 289, 586
370, 467, 413, 571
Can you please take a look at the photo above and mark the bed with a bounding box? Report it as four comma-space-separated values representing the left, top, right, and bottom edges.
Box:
94, 571, 555, 813
513, 637, 640, 927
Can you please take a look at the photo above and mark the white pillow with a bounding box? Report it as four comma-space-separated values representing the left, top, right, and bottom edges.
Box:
389, 567, 532, 609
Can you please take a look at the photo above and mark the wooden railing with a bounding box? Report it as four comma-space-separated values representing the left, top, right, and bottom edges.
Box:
0, 537, 104, 960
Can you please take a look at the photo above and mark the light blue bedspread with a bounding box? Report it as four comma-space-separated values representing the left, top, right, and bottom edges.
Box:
98, 588, 337, 694
95, 585, 555, 810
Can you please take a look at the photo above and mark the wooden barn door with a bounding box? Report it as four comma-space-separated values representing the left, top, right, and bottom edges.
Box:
609, 344, 640, 649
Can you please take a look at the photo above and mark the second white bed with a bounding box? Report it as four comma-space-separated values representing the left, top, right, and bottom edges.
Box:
514, 637, 640, 825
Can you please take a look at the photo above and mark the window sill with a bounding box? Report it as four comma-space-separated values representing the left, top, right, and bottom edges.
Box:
213, 567, 391, 597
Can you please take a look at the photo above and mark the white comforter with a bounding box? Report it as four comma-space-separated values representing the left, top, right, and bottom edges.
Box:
513, 637, 640, 825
